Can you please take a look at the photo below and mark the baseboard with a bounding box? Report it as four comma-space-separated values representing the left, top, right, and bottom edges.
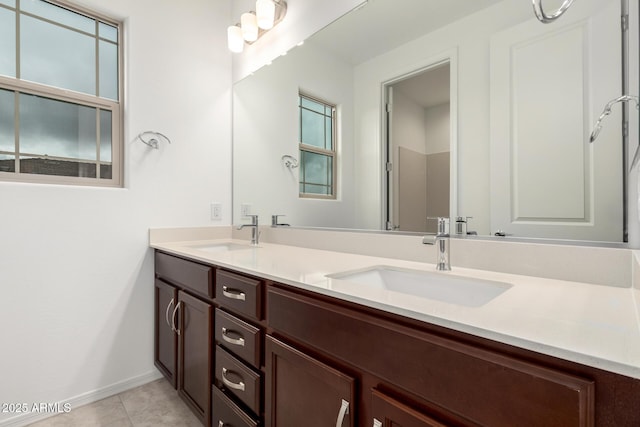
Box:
0, 370, 164, 427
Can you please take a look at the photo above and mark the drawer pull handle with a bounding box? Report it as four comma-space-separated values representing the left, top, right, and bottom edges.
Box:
373, 419, 383, 427
222, 327, 245, 347
222, 286, 246, 301
171, 301, 181, 335
222, 367, 246, 391
218, 421, 225, 427
165, 298, 175, 328
336, 399, 349, 427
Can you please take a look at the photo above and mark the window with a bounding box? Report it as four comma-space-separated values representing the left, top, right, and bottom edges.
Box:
0, 0, 122, 186
298, 93, 336, 198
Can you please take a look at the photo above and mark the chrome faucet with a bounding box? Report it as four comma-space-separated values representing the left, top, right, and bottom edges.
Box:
237, 215, 260, 245
422, 217, 451, 271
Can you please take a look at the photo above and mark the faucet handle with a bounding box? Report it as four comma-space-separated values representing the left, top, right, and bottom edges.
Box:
427, 217, 450, 234
245, 214, 258, 225
271, 215, 290, 227
454, 216, 473, 235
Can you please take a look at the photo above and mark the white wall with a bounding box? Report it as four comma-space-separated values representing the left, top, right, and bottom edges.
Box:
424, 103, 450, 154
392, 89, 427, 154
0, 0, 231, 425
233, 41, 357, 228
353, 0, 531, 233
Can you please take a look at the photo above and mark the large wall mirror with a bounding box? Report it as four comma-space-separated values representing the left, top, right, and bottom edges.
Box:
233, 0, 639, 244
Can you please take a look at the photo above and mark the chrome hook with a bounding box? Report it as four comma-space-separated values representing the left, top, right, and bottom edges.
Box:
281, 154, 299, 169
532, 0, 576, 24
137, 131, 171, 149
589, 95, 640, 143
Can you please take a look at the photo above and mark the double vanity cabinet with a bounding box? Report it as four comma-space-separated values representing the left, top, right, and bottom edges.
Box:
154, 249, 640, 427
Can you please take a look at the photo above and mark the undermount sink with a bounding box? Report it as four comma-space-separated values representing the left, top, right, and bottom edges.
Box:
327, 266, 512, 307
188, 242, 254, 253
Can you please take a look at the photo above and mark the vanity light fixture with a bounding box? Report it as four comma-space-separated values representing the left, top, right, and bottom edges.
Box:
256, 0, 276, 29
227, 25, 244, 53
241, 12, 259, 42
227, 0, 287, 53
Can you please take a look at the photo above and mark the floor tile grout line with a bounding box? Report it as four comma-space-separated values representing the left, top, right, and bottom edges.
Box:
116, 394, 135, 427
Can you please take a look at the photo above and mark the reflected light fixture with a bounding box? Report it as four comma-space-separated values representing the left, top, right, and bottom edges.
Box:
241, 12, 258, 42
227, 25, 244, 53
227, 0, 287, 53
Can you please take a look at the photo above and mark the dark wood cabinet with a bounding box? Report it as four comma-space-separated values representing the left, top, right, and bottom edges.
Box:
154, 279, 178, 387
154, 249, 640, 427
371, 389, 449, 427
266, 284, 640, 427
176, 290, 212, 427
264, 335, 355, 427
154, 252, 214, 427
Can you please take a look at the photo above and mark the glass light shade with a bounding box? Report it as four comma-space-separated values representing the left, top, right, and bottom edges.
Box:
227, 25, 244, 53
241, 12, 258, 42
256, 0, 276, 30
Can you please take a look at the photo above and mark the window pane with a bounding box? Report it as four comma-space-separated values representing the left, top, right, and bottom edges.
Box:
20, 93, 97, 161
301, 109, 325, 148
21, 0, 95, 34
300, 97, 324, 114
20, 156, 96, 177
99, 22, 117, 42
303, 184, 329, 195
0, 88, 14, 152
100, 164, 111, 179
0, 7, 16, 78
302, 151, 330, 185
0, 154, 14, 172
99, 109, 112, 162
21, 14, 96, 95
99, 40, 118, 100
0, 0, 16, 7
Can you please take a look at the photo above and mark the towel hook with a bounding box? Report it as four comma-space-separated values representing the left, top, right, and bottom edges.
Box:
589, 95, 640, 143
282, 154, 299, 169
532, 0, 576, 24
137, 131, 171, 149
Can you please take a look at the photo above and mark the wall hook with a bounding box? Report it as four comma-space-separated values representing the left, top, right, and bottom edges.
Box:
532, 0, 576, 24
282, 154, 299, 169
137, 131, 172, 149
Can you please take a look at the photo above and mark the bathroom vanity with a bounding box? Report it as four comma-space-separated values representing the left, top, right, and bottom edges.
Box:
151, 233, 640, 427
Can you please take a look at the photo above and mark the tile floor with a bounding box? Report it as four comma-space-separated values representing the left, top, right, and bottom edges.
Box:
27, 379, 201, 427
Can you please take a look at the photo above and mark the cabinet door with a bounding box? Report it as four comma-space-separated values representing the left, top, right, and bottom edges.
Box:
265, 335, 355, 427
371, 389, 449, 427
154, 279, 177, 387
177, 290, 213, 427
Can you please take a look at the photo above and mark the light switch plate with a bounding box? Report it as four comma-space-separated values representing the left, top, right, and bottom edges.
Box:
240, 203, 252, 217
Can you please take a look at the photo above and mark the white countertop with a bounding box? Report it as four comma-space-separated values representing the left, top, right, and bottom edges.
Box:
151, 238, 640, 379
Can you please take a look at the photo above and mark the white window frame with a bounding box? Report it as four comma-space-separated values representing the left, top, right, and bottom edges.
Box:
298, 92, 337, 199
0, 0, 124, 187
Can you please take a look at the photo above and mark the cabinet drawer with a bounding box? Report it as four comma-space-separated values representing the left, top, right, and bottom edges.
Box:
268, 286, 595, 427
212, 386, 259, 427
215, 308, 262, 368
216, 270, 262, 320
215, 346, 261, 415
155, 251, 213, 298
